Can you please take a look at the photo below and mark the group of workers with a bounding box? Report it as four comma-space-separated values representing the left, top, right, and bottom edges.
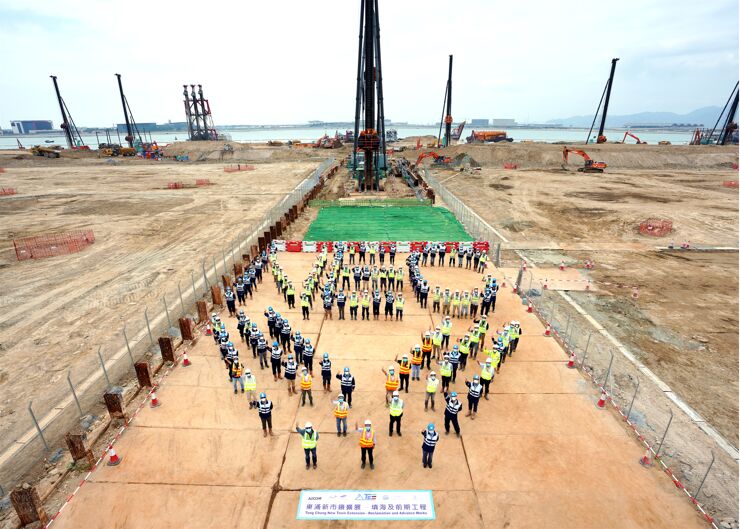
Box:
208, 241, 520, 470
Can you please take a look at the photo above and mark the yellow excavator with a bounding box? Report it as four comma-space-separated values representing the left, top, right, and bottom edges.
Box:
30, 145, 61, 158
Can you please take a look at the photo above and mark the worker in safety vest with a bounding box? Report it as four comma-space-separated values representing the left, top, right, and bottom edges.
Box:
478, 314, 490, 345
395, 267, 404, 291
478, 250, 488, 273
336, 366, 356, 407
394, 353, 412, 393
225, 286, 236, 317
432, 286, 441, 313
211, 313, 221, 343
460, 291, 471, 319
381, 365, 400, 405
360, 291, 371, 320
333, 394, 349, 436
369, 243, 377, 265
449, 245, 458, 267
299, 367, 313, 407
424, 371, 439, 411
395, 293, 405, 321
244, 368, 257, 408
371, 266, 379, 291
465, 375, 483, 419
442, 288, 451, 316
437, 354, 453, 392
256, 392, 274, 437
478, 357, 495, 399
230, 357, 244, 394
458, 334, 471, 371
451, 290, 461, 318
320, 352, 332, 391
348, 291, 359, 320
499, 326, 512, 359
282, 354, 298, 395
441, 316, 452, 349
469, 326, 481, 359
286, 282, 296, 309
510, 321, 522, 353
388, 390, 404, 436
379, 267, 388, 291
470, 288, 480, 319
295, 421, 319, 469
336, 289, 346, 320
349, 244, 356, 265
484, 342, 501, 373
387, 267, 395, 291
421, 423, 439, 468
443, 391, 462, 436
355, 419, 376, 469
421, 331, 433, 369
301, 293, 311, 320
342, 266, 351, 290
431, 326, 443, 360
448, 344, 461, 382
410, 344, 423, 380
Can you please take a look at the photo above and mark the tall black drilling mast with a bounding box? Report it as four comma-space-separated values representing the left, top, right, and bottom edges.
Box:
115, 74, 142, 148
444, 55, 453, 147
183, 84, 218, 141
597, 58, 619, 143
50, 76, 85, 149
352, 0, 386, 191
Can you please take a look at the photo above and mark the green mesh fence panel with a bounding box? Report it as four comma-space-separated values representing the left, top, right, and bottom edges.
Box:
308, 198, 433, 208
304, 206, 472, 241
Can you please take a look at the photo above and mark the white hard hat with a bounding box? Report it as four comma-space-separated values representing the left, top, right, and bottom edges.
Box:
365, 419, 372, 426
392, 390, 399, 397
305, 421, 313, 429
429, 371, 436, 376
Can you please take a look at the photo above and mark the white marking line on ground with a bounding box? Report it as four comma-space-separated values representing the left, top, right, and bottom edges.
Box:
557, 290, 739, 462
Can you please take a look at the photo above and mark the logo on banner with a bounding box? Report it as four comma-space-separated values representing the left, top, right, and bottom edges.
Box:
355, 493, 377, 501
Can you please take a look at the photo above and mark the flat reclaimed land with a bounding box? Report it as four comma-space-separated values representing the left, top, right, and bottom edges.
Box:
43, 252, 708, 529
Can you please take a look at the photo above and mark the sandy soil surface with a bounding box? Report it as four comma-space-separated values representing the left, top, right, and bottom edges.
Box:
0, 155, 322, 464
24, 253, 710, 529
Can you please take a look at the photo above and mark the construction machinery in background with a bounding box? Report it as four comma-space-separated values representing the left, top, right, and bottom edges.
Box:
586, 58, 620, 144
451, 121, 466, 141
115, 74, 142, 149
183, 84, 219, 141
414, 151, 452, 168
466, 130, 513, 143
30, 145, 61, 158
691, 81, 739, 145
314, 133, 343, 149
436, 55, 454, 148
562, 147, 607, 173
113, 74, 160, 158
50, 75, 88, 151
621, 131, 647, 144
349, 0, 387, 191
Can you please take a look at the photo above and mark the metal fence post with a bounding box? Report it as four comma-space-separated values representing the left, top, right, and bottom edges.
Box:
603, 352, 614, 387
191, 271, 197, 301
178, 281, 185, 314
98, 346, 111, 387
67, 370, 83, 418
202, 259, 209, 292
655, 409, 674, 459
122, 326, 134, 368
580, 332, 592, 367
564, 315, 572, 344
163, 295, 172, 330
28, 401, 49, 452
695, 452, 715, 500
144, 308, 154, 346
626, 378, 640, 421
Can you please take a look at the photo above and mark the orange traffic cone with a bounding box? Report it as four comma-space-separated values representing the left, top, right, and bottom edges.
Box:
522, 261, 527, 272
107, 447, 122, 466
501, 279, 506, 288
512, 283, 518, 293
544, 324, 552, 337
205, 327, 212, 336
527, 302, 533, 313
639, 448, 653, 468
596, 390, 607, 409
559, 261, 565, 271
586, 280, 591, 291
543, 279, 548, 290
182, 351, 192, 367
150, 391, 161, 408
631, 287, 639, 300
567, 351, 576, 369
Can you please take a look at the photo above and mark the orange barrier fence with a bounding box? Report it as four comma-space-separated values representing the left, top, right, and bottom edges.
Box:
224, 164, 256, 173
722, 181, 738, 188
0, 187, 17, 195
14, 230, 95, 261
195, 179, 212, 186
639, 219, 673, 237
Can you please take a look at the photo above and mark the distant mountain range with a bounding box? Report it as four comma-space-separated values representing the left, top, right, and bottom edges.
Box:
548, 106, 723, 128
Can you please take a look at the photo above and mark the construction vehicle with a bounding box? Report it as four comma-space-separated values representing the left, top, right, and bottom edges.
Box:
586, 58, 619, 144
466, 130, 512, 143
314, 134, 343, 149
98, 143, 136, 157
621, 131, 646, 144
30, 145, 61, 158
562, 147, 607, 173
451, 121, 466, 141
415, 151, 452, 167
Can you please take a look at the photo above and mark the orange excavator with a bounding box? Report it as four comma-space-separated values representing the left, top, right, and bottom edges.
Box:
415, 151, 452, 167
621, 131, 647, 144
562, 147, 607, 173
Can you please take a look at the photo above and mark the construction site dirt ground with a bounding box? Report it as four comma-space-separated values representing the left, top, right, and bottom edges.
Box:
417, 144, 739, 444
0, 151, 333, 483
33, 253, 710, 529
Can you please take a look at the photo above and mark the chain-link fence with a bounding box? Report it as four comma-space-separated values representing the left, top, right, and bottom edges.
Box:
0, 158, 335, 498
421, 170, 737, 525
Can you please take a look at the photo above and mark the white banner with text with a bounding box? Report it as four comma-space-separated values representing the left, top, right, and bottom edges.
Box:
297, 490, 435, 520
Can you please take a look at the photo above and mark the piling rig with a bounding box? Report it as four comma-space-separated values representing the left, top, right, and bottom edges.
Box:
350, 0, 387, 191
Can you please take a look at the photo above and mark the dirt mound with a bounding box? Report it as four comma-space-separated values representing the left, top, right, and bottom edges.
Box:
161, 141, 339, 163
432, 143, 738, 170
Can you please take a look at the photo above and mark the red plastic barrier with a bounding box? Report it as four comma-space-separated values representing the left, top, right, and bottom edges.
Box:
503, 163, 519, 170
317, 241, 334, 252
286, 240, 303, 252
380, 241, 392, 251
445, 241, 459, 252
473, 241, 490, 251
410, 241, 424, 252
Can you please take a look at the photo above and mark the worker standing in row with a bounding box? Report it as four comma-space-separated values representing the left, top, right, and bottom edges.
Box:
225, 287, 236, 317
478, 357, 495, 400
381, 365, 400, 405
270, 341, 283, 381
256, 392, 274, 437
424, 371, 439, 411
443, 391, 462, 436
333, 394, 349, 436
244, 368, 257, 408
282, 354, 298, 395
356, 419, 376, 469
320, 352, 332, 391
437, 354, 452, 392
395, 293, 405, 321
295, 421, 318, 469
410, 344, 423, 381
421, 331, 433, 369
300, 367, 314, 407
465, 375, 483, 420
394, 353, 412, 393
421, 423, 439, 468
336, 367, 356, 407
229, 356, 245, 394
388, 390, 404, 436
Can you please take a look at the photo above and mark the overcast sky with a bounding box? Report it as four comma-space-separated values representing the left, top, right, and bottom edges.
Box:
0, 0, 737, 127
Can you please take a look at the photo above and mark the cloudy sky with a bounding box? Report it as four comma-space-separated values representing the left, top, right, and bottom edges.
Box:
0, 0, 737, 127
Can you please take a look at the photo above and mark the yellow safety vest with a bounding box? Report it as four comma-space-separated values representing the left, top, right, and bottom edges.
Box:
426, 378, 439, 393
244, 376, 257, 390
359, 428, 375, 448
480, 365, 494, 381
300, 375, 312, 390
389, 400, 403, 416
302, 430, 317, 449
334, 402, 349, 418
395, 298, 404, 309
439, 362, 452, 377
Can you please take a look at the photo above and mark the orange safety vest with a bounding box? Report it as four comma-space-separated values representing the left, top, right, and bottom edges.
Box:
300, 374, 312, 390
385, 373, 399, 391
411, 349, 423, 365
359, 428, 375, 448
398, 359, 411, 375
421, 337, 432, 353
334, 402, 349, 419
